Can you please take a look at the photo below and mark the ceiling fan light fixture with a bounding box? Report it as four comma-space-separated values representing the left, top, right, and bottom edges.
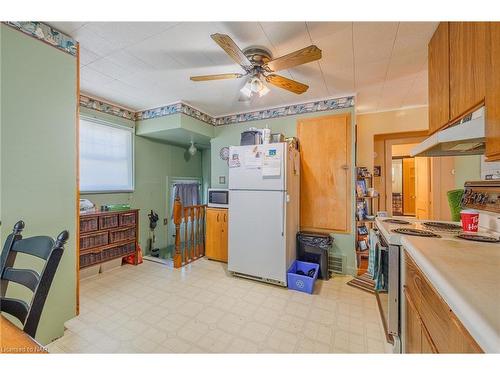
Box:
240, 81, 252, 97
258, 84, 270, 97
188, 141, 197, 156
250, 77, 264, 93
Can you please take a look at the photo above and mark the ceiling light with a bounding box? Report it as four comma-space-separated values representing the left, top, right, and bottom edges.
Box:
240, 76, 270, 98
188, 141, 197, 156
250, 77, 263, 93
240, 81, 252, 97
258, 84, 270, 97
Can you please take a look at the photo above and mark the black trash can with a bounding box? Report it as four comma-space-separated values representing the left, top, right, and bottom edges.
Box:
297, 232, 333, 280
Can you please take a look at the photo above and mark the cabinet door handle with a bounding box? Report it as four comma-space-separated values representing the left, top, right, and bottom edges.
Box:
223, 214, 227, 222
217, 213, 220, 222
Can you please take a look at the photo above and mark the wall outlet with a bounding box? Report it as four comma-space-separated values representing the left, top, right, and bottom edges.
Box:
163, 218, 168, 225
219, 176, 226, 184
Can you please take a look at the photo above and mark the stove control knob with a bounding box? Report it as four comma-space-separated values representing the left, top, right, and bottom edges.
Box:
480, 193, 488, 204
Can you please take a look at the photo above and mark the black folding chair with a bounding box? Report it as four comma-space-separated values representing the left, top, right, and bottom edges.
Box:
0, 220, 69, 338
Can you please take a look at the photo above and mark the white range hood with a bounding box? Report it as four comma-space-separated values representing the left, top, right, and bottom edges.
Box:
411, 107, 485, 157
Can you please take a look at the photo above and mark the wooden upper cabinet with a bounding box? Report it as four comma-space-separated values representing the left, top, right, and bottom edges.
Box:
449, 22, 487, 120
297, 113, 352, 233
428, 22, 450, 135
485, 22, 500, 161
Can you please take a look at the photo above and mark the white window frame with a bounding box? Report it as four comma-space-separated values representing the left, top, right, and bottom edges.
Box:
79, 115, 135, 194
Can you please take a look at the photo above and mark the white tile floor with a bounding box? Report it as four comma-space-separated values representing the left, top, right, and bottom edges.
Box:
46, 258, 391, 353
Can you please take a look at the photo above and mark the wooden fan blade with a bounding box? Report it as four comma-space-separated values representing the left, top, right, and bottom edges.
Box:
265, 74, 309, 94
263, 45, 322, 72
190, 73, 243, 81
211, 33, 253, 69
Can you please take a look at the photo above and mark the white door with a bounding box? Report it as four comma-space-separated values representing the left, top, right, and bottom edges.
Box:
228, 143, 286, 191
228, 190, 287, 284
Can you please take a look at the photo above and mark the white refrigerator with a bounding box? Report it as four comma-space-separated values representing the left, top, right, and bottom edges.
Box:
228, 142, 300, 286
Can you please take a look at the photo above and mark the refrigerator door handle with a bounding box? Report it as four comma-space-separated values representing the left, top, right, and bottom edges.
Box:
281, 192, 286, 236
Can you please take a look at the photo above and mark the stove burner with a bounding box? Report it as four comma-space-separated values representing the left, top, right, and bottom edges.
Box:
456, 234, 500, 243
423, 221, 463, 232
392, 228, 441, 238
383, 219, 411, 225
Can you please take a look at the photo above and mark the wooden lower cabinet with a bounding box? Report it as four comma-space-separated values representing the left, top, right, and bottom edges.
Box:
404, 252, 483, 353
405, 289, 437, 353
205, 207, 228, 262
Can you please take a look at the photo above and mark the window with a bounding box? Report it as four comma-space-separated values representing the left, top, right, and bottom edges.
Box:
80, 117, 134, 193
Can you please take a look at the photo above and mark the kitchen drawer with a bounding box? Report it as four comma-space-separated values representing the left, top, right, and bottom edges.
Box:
109, 226, 136, 243
79, 230, 108, 251
119, 212, 137, 226
99, 214, 119, 230
101, 242, 135, 262
80, 249, 102, 268
80, 216, 98, 233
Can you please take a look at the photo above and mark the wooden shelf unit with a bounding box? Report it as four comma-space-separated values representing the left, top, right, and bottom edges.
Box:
355, 168, 381, 268
79, 209, 139, 269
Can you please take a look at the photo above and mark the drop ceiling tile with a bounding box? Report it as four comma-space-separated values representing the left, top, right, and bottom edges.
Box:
355, 59, 390, 87
306, 22, 352, 41
105, 50, 155, 74
323, 67, 355, 94
84, 22, 178, 48
48, 22, 86, 35
79, 47, 100, 66
80, 66, 116, 86
353, 22, 399, 64
312, 25, 353, 71
85, 58, 133, 81
386, 53, 427, 81
259, 22, 310, 57
72, 26, 122, 57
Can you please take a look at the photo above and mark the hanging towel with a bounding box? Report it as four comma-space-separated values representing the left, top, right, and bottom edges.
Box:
374, 248, 388, 292
367, 229, 378, 277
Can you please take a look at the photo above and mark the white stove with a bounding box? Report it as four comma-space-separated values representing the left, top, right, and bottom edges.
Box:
372, 180, 500, 353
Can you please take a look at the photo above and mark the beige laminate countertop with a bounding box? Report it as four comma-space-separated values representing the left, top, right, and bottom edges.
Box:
401, 235, 500, 353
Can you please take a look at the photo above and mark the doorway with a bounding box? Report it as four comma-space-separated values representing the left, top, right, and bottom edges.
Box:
391, 157, 416, 216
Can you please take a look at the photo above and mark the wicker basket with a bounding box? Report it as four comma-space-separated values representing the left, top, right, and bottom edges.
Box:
99, 214, 119, 230
109, 227, 136, 243
80, 231, 108, 250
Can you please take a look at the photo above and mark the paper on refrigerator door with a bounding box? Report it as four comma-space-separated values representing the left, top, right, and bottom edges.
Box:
262, 148, 281, 176
229, 149, 241, 168
245, 146, 263, 169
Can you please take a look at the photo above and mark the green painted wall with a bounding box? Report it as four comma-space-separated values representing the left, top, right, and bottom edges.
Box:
201, 148, 211, 203
0, 25, 77, 345
81, 109, 203, 254
454, 155, 481, 188
210, 108, 358, 275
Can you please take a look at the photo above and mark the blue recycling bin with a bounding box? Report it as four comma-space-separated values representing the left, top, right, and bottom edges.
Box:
287, 260, 319, 294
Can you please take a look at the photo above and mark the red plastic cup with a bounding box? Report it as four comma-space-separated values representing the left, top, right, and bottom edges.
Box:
461, 209, 479, 232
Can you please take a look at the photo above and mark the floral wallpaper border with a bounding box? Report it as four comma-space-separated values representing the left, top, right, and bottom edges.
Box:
4, 21, 77, 56
136, 96, 355, 126
80, 95, 136, 121
214, 96, 355, 126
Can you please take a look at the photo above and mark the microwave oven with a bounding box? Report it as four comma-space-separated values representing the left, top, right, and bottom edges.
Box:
208, 188, 229, 208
